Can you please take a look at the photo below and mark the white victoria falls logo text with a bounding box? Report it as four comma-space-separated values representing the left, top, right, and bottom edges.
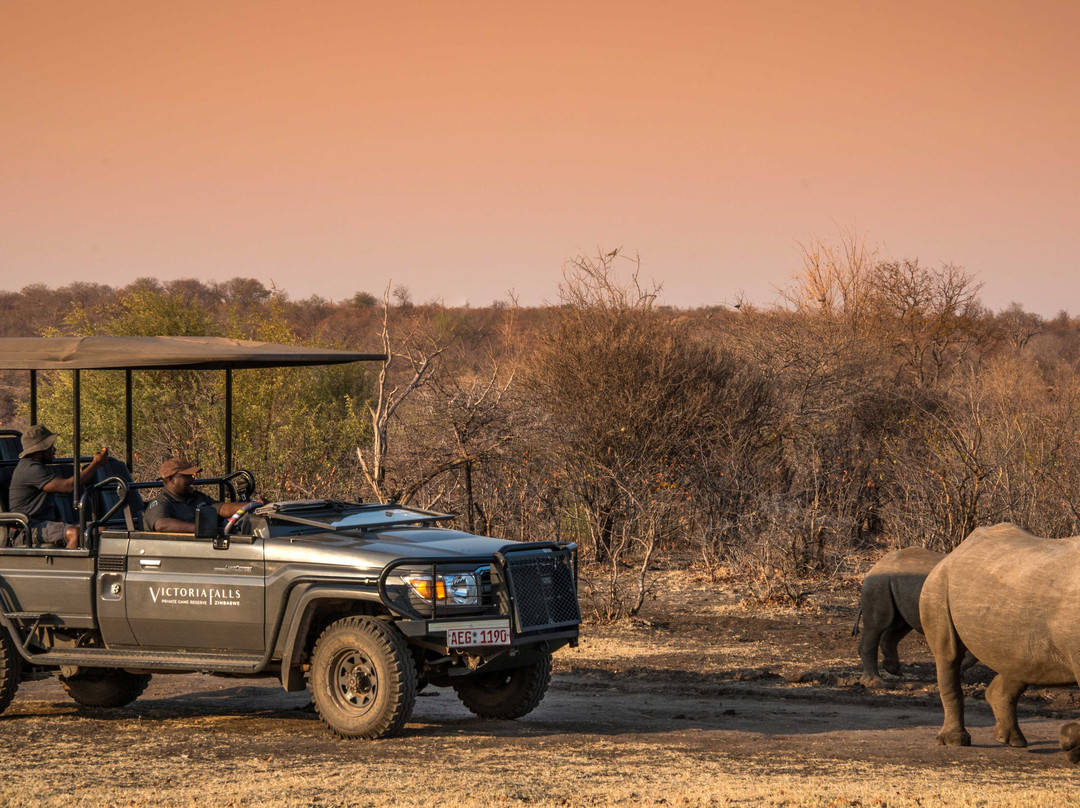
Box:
148, 585, 242, 607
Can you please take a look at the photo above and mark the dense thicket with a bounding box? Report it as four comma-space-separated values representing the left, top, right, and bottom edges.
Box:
2, 253, 1078, 617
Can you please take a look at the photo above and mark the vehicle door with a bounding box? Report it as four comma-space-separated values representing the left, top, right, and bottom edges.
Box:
0, 545, 96, 628
123, 530, 266, 652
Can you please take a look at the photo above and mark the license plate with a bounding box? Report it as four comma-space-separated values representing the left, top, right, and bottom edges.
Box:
446, 624, 511, 647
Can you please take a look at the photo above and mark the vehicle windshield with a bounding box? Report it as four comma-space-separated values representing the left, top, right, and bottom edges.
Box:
257, 500, 453, 532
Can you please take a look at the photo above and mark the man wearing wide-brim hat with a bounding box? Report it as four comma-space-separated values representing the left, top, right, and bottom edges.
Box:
143, 456, 251, 533
8, 423, 110, 549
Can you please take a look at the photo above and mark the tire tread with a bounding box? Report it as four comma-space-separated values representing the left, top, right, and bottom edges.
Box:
0, 629, 21, 715
453, 653, 552, 720
60, 669, 152, 708
310, 616, 416, 740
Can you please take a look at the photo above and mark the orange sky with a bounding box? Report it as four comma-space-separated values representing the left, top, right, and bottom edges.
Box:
2, 1, 1078, 313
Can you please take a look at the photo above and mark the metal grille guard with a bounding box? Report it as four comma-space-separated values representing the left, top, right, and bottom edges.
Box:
376, 542, 579, 630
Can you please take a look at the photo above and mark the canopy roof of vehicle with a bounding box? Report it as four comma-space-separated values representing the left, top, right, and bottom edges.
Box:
0, 336, 386, 370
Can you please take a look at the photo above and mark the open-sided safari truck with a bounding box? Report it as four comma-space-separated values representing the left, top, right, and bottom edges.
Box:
0, 337, 580, 739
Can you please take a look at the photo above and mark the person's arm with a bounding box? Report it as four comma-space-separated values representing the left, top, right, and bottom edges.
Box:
152, 516, 196, 533
155, 496, 246, 533
155, 504, 249, 532
148, 496, 256, 533
156, 504, 250, 533
41, 448, 109, 494
217, 501, 248, 519
144, 495, 193, 533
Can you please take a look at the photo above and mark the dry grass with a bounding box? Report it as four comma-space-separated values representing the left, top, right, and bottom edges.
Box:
3, 572, 1078, 807
0, 736, 1075, 808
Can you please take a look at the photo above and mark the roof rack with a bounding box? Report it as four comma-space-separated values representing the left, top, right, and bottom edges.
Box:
0, 336, 386, 534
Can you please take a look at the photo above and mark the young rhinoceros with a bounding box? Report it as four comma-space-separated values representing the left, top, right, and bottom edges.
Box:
857, 546, 948, 687
920, 522, 1080, 764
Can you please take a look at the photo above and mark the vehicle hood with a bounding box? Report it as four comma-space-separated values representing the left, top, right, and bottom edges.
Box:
263, 525, 519, 571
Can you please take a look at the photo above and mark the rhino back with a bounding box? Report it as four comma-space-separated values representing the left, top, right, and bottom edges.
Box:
924, 522, 1080, 684
863, 547, 944, 632
867, 546, 944, 578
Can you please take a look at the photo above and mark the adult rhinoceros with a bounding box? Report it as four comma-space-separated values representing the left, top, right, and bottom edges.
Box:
857, 547, 947, 688
920, 522, 1080, 763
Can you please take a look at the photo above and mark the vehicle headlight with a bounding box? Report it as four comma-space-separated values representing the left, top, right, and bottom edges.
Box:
403, 572, 479, 606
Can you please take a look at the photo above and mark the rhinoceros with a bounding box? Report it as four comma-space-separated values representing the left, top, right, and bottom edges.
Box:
920, 522, 1080, 763
857, 546, 948, 688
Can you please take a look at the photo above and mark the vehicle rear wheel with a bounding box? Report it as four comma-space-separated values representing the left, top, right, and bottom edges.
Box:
0, 629, 22, 715
309, 616, 416, 739
59, 669, 152, 708
453, 653, 552, 719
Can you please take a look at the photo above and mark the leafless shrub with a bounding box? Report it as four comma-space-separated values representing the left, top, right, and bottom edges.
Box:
723, 495, 841, 607
995, 302, 1045, 355
882, 355, 1080, 549
523, 250, 776, 619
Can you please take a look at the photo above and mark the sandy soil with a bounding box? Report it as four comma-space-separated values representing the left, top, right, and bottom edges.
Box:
3, 569, 1079, 807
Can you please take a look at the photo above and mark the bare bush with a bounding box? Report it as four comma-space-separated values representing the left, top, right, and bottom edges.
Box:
882, 355, 1080, 549
356, 287, 444, 503
716, 236, 998, 597
523, 250, 775, 619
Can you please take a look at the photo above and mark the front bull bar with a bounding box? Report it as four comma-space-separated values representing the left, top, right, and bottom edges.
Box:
376, 542, 579, 633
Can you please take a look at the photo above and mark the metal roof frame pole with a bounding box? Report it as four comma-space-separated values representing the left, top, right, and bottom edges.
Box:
225, 367, 233, 474
72, 369, 81, 517
29, 370, 38, 425
125, 370, 134, 471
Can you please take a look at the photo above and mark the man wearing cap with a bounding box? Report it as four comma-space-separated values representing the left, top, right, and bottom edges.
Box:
8, 423, 110, 549
143, 457, 249, 533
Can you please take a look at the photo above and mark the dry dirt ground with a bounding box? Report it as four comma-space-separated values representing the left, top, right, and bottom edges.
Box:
3, 568, 1080, 807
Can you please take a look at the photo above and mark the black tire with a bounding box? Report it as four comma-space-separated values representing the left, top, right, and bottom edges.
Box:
309, 616, 416, 740
0, 629, 22, 715
453, 653, 552, 719
59, 669, 152, 708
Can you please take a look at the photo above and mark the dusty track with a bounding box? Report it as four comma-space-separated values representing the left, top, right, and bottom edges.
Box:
3, 573, 1080, 806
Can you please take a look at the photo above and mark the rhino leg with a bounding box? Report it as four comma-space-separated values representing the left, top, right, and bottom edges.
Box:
985, 674, 1028, 748
879, 623, 912, 677
858, 625, 886, 688
932, 651, 971, 747
921, 577, 970, 747
1060, 722, 1080, 765
858, 578, 901, 688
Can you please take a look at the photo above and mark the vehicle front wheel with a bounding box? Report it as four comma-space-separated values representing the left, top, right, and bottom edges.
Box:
309, 616, 416, 739
453, 653, 552, 719
59, 669, 151, 708
0, 628, 22, 715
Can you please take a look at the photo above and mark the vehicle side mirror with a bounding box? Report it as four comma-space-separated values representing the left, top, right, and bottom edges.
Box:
194, 505, 223, 545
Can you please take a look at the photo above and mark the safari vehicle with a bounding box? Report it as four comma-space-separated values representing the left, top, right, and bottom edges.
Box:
0, 337, 580, 739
